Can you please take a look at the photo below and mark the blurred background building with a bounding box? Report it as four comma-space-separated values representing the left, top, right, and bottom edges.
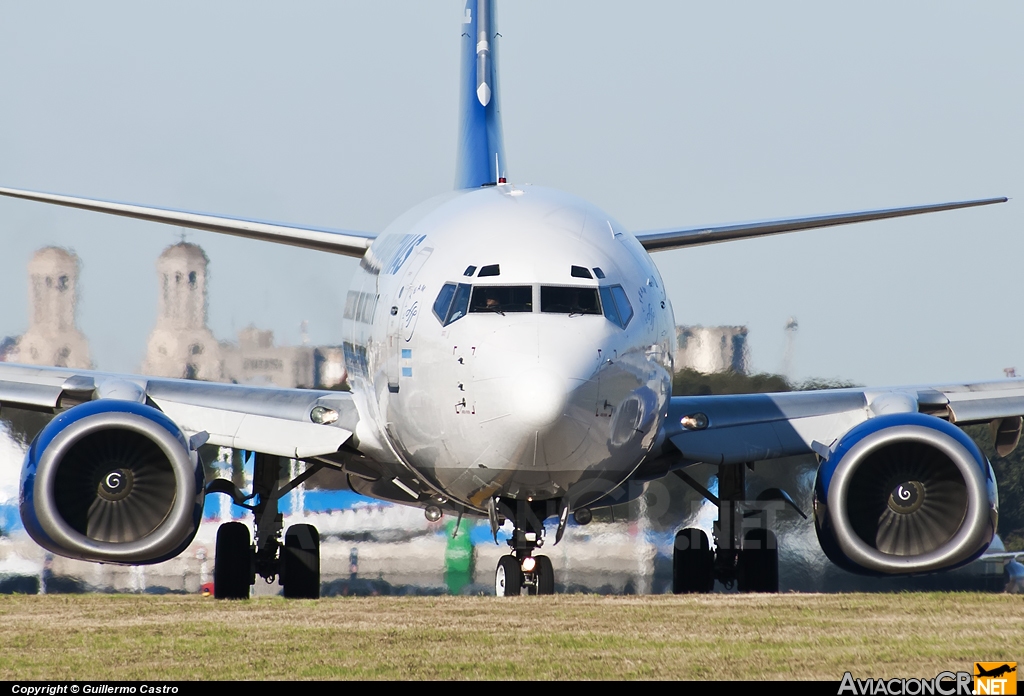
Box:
675, 325, 749, 374
140, 242, 346, 388
141, 242, 223, 381
0, 247, 91, 369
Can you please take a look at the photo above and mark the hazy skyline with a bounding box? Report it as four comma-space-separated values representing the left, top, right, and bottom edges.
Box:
0, 2, 1021, 386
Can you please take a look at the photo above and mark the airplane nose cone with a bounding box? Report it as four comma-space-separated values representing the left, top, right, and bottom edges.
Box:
510, 367, 567, 427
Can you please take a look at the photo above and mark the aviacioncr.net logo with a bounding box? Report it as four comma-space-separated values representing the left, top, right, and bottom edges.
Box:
838, 671, 973, 695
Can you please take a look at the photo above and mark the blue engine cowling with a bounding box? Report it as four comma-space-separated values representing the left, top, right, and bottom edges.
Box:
814, 412, 997, 576
20, 400, 204, 565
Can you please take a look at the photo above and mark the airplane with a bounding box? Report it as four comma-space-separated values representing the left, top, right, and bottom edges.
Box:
0, 0, 1016, 598
975, 664, 1017, 680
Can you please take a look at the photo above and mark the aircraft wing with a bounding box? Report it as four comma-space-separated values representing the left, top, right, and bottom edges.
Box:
0, 362, 357, 459
634, 197, 1007, 253
0, 186, 376, 258
662, 379, 1024, 467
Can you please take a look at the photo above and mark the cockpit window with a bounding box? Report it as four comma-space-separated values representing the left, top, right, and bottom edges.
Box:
541, 286, 601, 315
434, 282, 473, 325
447, 283, 472, 323
611, 286, 633, 327
433, 283, 456, 322
437, 282, 631, 326
470, 286, 532, 313
599, 285, 633, 328
478, 264, 500, 277
570, 265, 593, 279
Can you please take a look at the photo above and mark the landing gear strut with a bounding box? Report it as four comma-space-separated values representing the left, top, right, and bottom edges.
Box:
492, 498, 557, 596
672, 462, 780, 594
210, 453, 326, 599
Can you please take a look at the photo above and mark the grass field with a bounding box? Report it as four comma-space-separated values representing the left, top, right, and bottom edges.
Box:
0, 593, 1021, 680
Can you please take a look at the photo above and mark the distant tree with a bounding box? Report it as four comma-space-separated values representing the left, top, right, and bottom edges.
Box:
672, 368, 791, 396
672, 368, 857, 396
794, 377, 860, 391
1, 407, 52, 448
962, 424, 1024, 551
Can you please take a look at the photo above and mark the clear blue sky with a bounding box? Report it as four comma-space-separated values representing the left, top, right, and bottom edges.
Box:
0, 1, 1020, 387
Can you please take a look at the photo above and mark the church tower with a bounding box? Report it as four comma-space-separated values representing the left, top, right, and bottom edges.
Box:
142, 242, 222, 380
12, 247, 91, 368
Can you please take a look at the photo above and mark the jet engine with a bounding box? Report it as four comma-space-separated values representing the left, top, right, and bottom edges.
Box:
20, 400, 204, 564
814, 412, 997, 576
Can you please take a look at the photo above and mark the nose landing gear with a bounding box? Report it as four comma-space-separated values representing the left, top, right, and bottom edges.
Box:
492, 498, 558, 596
494, 552, 556, 596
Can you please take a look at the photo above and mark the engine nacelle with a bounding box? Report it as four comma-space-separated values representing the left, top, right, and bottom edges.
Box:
814, 412, 997, 576
20, 400, 204, 565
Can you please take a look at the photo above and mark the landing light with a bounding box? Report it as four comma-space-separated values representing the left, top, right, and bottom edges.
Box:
424, 505, 443, 522
681, 413, 709, 431
310, 406, 339, 425
521, 557, 536, 573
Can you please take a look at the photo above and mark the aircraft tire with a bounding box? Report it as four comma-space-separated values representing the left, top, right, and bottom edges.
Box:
737, 529, 779, 593
214, 522, 252, 600
495, 555, 522, 597
672, 527, 714, 594
282, 524, 321, 599
535, 555, 555, 595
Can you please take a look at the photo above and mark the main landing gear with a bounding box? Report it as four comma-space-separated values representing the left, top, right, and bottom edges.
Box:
210, 452, 324, 599
491, 498, 558, 596
671, 462, 801, 594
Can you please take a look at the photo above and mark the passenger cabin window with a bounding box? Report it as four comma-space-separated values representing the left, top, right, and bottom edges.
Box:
599, 285, 634, 328
434, 282, 472, 325
470, 286, 532, 314
541, 286, 601, 315
478, 264, 500, 277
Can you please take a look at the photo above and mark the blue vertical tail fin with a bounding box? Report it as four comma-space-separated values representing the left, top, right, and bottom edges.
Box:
455, 0, 506, 189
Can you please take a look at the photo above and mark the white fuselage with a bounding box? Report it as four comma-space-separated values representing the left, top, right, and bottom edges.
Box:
342, 184, 675, 511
